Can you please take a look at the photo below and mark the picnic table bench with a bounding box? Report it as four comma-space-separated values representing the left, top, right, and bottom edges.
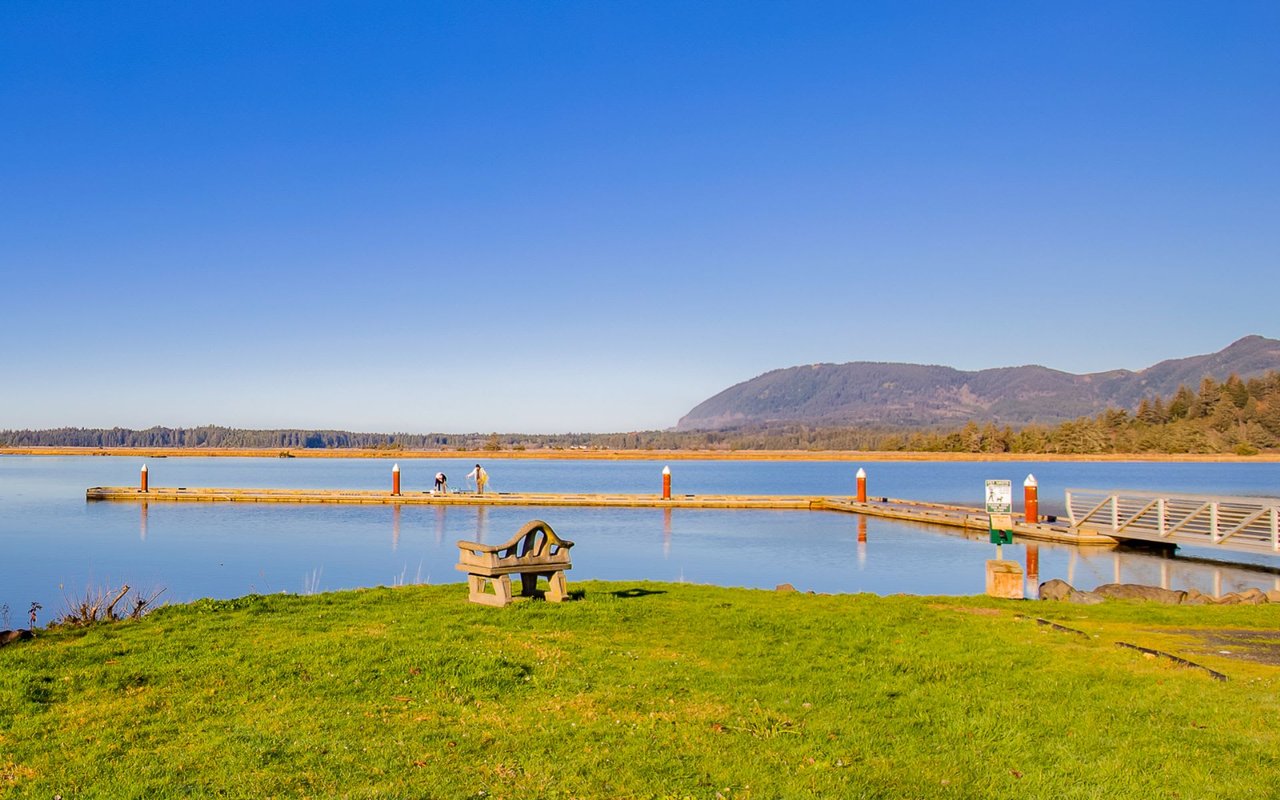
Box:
455, 519, 574, 606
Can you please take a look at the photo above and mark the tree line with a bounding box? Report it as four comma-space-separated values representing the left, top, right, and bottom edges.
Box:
4, 372, 1280, 455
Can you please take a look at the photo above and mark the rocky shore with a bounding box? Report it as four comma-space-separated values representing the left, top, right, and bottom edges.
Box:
1040, 579, 1280, 605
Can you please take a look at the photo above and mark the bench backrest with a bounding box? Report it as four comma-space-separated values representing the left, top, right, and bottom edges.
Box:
457, 519, 574, 572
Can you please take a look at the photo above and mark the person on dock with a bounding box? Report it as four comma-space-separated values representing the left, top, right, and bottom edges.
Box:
434, 472, 447, 494
467, 464, 488, 494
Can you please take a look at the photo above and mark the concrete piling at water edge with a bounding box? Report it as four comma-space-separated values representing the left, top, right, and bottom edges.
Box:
83, 484, 1116, 547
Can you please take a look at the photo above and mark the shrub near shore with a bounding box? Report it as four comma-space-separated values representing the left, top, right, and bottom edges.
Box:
2, 583, 1279, 798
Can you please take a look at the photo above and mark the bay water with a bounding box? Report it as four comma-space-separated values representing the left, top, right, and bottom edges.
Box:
2, 455, 1279, 624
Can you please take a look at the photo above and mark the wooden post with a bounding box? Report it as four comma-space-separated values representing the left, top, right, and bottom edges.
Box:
1024, 474, 1038, 523
856, 468, 866, 503
140, 463, 148, 493
662, 465, 671, 500
392, 463, 401, 496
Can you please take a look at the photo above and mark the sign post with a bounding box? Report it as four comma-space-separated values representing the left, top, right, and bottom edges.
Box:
983, 478, 1022, 598
985, 479, 1014, 555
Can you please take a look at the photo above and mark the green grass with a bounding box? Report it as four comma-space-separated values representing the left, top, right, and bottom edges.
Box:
2, 582, 1279, 799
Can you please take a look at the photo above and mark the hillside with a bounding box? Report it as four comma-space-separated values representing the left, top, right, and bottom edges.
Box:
677, 335, 1280, 431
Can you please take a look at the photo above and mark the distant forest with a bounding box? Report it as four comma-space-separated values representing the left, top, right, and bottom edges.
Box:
4, 372, 1280, 455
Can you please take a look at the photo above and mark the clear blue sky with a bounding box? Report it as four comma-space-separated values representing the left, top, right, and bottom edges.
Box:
2, 2, 1277, 433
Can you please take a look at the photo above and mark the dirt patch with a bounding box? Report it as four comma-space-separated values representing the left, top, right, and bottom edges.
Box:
1157, 628, 1280, 666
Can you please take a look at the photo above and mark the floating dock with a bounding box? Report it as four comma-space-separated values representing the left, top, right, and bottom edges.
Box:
85, 486, 1115, 546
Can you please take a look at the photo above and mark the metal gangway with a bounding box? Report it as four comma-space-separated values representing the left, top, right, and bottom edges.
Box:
1065, 488, 1280, 556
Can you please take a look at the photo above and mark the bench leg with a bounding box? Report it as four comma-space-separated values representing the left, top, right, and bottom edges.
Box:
519, 572, 543, 597
546, 571, 568, 603
467, 574, 513, 607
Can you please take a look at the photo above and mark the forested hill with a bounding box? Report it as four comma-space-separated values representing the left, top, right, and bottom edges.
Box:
677, 335, 1280, 431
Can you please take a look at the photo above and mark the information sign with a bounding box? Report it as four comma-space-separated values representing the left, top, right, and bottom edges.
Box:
984, 480, 1012, 514
986, 480, 1014, 545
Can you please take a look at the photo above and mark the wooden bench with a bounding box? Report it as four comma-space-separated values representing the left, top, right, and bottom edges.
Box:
455, 519, 574, 607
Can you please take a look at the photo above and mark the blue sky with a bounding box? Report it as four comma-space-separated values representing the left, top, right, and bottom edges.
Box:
2, 1, 1277, 433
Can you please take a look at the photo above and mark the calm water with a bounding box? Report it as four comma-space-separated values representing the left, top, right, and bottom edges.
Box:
2, 455, 1279, 623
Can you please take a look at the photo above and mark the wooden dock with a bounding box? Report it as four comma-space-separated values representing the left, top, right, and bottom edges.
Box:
86, 486, 1115, 546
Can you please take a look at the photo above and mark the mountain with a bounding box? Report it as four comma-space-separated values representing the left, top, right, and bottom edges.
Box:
676, 335, 1280, 431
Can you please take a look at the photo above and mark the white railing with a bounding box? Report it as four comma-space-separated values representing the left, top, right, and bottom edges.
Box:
1065, 488, 1280, 555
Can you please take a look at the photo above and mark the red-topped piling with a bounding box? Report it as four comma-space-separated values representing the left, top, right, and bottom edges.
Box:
662, 465, 671, 500
392, 463, 401, 497
140, 463, 149, 493
1024, 474, 1038, 523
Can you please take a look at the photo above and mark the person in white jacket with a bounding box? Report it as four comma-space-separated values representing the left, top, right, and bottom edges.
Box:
466, 464, 488, 494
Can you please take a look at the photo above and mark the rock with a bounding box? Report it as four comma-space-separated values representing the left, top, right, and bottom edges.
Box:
775, 583, 797, 593
1267, 590, 1280, 604
1184, 589, 1214, 605
0, 629, 33, 647
1092, 583, 1187, 604
1238, 588, 1269, 604
1068, 591, 1104, 605
1039, 579, 1075, 601
1216, 590, 1267, 605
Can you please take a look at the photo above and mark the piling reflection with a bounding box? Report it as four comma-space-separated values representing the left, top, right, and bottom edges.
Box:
434, 506, 446, 546
856, 516, 867, 570
662, 508, 672, 558
139, 502, 148, 542
391, 505, 401, 551
1024, 544, 1039, 599
475, 506, 488, 544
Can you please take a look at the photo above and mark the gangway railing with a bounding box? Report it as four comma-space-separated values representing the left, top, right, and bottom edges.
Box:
1065, 488, 1280, 555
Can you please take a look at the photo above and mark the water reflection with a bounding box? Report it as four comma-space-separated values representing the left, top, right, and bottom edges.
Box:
856, 516, 867, 570
1024, 544, 1040, 599
391, 505, 401, 552
6, 452, 1280, 615
1048, 541, 1279, 598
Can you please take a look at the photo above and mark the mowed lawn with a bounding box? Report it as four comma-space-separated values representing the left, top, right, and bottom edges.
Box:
2, 582, 1278, 799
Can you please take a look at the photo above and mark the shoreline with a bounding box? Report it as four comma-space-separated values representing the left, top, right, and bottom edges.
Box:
4, 445, 1278, 463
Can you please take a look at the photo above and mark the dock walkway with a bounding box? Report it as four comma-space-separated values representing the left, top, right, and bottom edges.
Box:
85, 486, 1113, 546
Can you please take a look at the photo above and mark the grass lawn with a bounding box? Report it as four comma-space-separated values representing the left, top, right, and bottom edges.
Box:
2, 582, 1279, 799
